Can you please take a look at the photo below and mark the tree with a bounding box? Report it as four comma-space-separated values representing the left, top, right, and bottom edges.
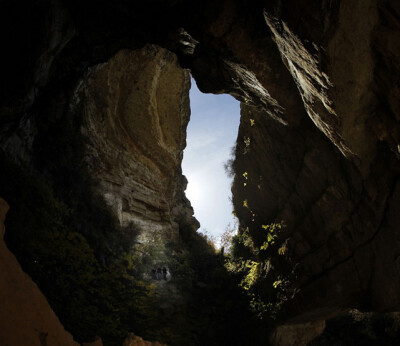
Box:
220, 221, 238, 254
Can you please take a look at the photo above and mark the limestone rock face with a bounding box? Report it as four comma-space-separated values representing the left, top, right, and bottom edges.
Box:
80, 44, 197, 256
0, 198, 78, 346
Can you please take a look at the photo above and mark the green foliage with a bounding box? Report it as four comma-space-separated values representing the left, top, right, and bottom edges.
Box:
0, 85, 267, 345
1, 100, 263, 345
225, 221, 296, 319
242, 137, 251, 154
0, 87, 174, 343
241, 260, 261, 290
159, 214, 265, 345
0, 151, 162, 345
260, 223, 281, 250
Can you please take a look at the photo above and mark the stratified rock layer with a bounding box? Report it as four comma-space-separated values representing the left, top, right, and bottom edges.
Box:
80, 44, 197, 264
0, 198, 78, 346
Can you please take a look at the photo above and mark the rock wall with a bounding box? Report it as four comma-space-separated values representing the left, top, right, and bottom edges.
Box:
233, 103, 400, 322
263, 0, 400, 174
231, 0, 400, 324
80, 44, 197, 265
0, 0, 400, 341
122, 333, 166, 346
0, 197, 78, 346
269, 320, 326, 346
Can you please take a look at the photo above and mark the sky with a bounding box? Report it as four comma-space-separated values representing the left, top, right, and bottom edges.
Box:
182, 78, 241, 240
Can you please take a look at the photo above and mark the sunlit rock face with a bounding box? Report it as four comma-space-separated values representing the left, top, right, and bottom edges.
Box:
262, 0, 400, 175
80, 44, 197, 252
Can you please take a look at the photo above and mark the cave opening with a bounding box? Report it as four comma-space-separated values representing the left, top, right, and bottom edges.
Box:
0, 0, 400, 342
182, 78, 241, 245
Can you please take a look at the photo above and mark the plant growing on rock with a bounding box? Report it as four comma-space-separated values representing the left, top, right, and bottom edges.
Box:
225, 221, 297, 319
243, 136, 251, 154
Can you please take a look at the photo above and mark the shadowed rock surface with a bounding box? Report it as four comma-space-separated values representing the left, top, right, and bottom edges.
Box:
0, 198, 78, 346
231, 1, 400, 324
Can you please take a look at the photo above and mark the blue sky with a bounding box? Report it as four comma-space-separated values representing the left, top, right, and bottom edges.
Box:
182, 78, 240, 240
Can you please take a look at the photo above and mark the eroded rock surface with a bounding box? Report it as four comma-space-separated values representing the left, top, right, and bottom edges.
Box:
233, 101, 400, 322
230, 0, 400, 324
270, 320, 326, 346
80, 44, 197, 264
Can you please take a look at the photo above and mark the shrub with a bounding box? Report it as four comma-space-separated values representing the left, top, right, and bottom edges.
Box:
225, 221, 297, 319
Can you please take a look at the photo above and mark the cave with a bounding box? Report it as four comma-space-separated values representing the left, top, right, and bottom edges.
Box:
1, 1, 400, 345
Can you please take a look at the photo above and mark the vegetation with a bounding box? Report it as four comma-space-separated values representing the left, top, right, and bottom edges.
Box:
0, 85, 168, 344
242, 136, 251, 155
167, 216, 264, 345
225, 221, 297, 319
219, 221, 238, 254
0, 112, 263, 346
223, 128, 298, 322
0, 81, 292, 345
0, 150, 160, 345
